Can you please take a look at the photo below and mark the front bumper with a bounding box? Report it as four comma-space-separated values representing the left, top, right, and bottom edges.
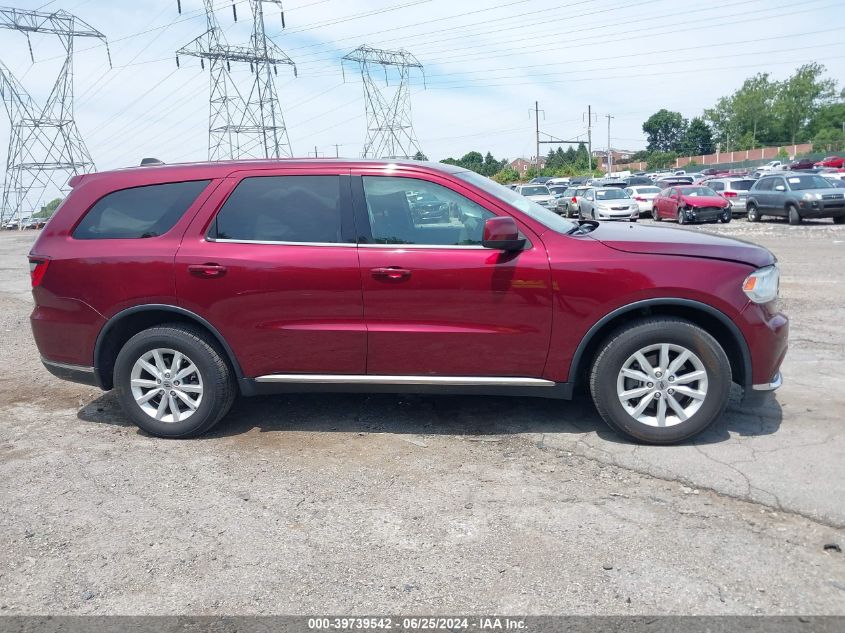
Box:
595, 208, 638, 220
684, 206, 731, 222
798, 199, 845, 218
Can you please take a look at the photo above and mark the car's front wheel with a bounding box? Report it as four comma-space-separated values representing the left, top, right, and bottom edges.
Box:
677, 209, 687, 224
747, 204, 760, 222
114, 324, 236, 438
589, 318, 732, 444
787, 204, 802, 225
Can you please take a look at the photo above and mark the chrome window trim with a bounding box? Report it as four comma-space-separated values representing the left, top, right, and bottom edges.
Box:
209, 238, 355, 247
357, 242, 487, 250
254, 374, 555, 387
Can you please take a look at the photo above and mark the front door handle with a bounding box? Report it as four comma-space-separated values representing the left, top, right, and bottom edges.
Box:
371, 266, 411, 281
188, 263, 227, 278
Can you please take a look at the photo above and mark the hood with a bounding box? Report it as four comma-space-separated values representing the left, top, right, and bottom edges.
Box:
585, 221, 775, 268
527, 194, 554, 202
682, 194, 729, 207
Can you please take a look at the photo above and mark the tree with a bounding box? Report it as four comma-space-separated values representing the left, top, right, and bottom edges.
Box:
34, 197, 62, 218
681, 117, 714, 155
773, 63, 837, 143
807, 102, 845, 137
646, 151, 677, 170
731, 73, 776, 148
704, 96, 739, 152
492, 168, 519, 184
412, 151, 428, 161
643, 109, 687, 152
812, 127, 845, 152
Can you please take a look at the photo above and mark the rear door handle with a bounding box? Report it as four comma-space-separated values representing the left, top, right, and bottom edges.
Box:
371, 266, 411, 281
188, 263, 227, 278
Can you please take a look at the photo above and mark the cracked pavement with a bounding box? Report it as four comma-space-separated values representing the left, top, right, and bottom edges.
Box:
0, 223, 843, 614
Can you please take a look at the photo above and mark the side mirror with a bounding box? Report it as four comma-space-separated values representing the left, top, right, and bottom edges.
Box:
482, 217, 525, 251
775, 185, 786, 191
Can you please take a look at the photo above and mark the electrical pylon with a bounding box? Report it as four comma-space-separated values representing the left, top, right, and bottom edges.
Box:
176, 1, 296, 161
0, 7, 110, 223
342, 46, 424, 159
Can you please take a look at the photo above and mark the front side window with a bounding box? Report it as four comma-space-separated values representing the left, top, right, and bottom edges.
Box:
754, 178, 774, 191
73, 180, 210, 240
211, 176, 342, 243
361, 176, 494, 246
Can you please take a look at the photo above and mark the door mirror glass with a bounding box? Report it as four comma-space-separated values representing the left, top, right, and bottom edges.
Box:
482, 217, 525, 251
774, 184, 786, 191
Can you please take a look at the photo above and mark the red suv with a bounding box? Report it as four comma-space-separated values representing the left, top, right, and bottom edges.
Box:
29, 159, 787, 443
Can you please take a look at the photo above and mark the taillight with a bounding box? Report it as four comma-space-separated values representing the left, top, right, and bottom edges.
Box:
723, 191, 737, 198
571, 196, 577, 203
634, 196, 647, 201
29, 258, 49, 287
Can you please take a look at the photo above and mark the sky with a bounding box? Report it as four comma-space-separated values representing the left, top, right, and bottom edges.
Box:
1, 0, 844, 195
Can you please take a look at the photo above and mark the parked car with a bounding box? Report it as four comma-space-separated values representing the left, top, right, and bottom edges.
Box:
788, 158, 815, 170
706, 178, 756, 216
814, 156, 845, 168
624, 185, 661, 217
547, 177, 571, 187
746, 173, 845, 225
561, 187, 589, 218
757, 160, 786, 172
29, 158, 787, 444
624, 176, 652, 187
515, 184, 558, 211
579, 187, 639, 221
529, 176, 553, 184
406, 190, 450, 223
654, 176, 694, 189
652, 185, 732, 224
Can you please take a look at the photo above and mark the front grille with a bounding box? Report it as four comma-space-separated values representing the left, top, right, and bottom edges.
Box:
822, 194, 844, 200
610, 206, 629, 211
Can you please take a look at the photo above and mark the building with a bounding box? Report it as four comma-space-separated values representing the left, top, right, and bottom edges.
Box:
509, 157, 546, 175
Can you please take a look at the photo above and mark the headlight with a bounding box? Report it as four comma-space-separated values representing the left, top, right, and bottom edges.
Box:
803, 192, 822, 201
742, 264, 779, 304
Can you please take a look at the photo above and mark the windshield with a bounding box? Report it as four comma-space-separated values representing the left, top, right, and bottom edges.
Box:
595, 188, 630, 200
548, 186, 568, 195
520, 186, 550, 196
680, 186, 718, 197
786, 175, 834, 190
455, 171, 576, 233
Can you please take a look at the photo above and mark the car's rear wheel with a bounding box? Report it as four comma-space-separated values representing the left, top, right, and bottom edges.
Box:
787, 203, 802, 225
834, 216, 845, 225
747, 204, 760, 222
114, 324, 236, 438
589, 318, 732, 444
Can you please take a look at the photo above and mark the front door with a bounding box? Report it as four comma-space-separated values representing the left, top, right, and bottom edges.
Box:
352, 171, 553, 378
175, 169, 366, 378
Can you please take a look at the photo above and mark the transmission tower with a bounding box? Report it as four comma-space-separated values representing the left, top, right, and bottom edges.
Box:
177, 1, 296, 161
0, 7, 110, 223
342, 46, 424, 159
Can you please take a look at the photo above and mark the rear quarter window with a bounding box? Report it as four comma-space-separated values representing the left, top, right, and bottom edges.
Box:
73, 180, 210, 239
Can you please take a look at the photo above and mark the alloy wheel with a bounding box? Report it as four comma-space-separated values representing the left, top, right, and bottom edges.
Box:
130, 348, 204, 423
616, 343, 708, 428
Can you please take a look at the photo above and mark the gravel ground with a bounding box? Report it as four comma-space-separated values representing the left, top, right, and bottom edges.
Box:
0, 218, 843, 615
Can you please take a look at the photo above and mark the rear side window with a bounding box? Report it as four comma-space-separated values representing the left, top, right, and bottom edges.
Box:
73, 180, 210, 239
730, 180, 754, 191
211, 176, 342, 243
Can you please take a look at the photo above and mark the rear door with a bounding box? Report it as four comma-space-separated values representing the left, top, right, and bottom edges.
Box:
175, 168, 366, 378
351, 169, 553, 378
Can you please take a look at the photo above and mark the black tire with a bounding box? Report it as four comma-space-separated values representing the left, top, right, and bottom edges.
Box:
652, 207, 661, 222
677, 209, 687, 225
719, 210, 732, 223
589, 318, 732, 444
787, 204, 802, 225
834, 215, 845, 225
114, 323, 236, 438
591, 209, 597, 220
747, 204, 760, 222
